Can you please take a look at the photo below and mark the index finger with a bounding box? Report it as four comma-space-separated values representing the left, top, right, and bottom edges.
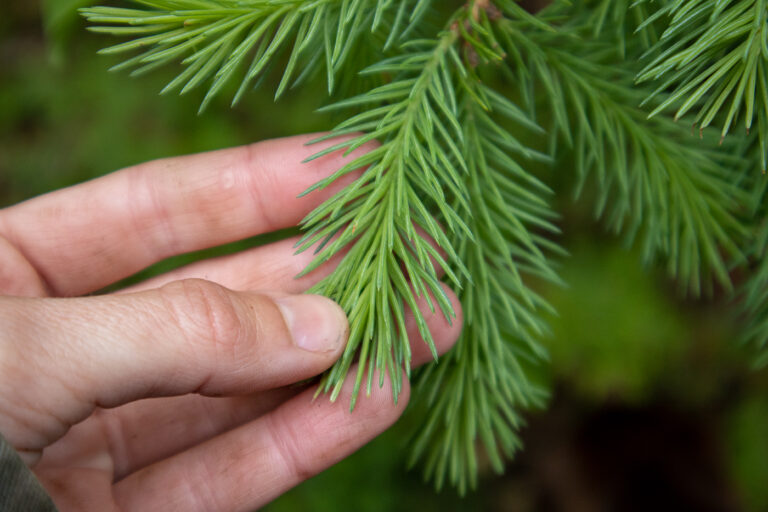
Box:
0, 134, 370, 297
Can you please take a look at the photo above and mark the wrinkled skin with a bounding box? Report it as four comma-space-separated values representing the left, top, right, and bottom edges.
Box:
0, 135, 462, 512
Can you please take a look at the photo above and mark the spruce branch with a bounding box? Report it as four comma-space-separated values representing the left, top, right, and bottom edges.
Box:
76, 0, 766, 494
80, 0, 413, 111
409, 81, 561, 494
499, 13, 748, 295
297, 14, 475, 407
399, 1, 564, 493
547, 0, 662, 55
637, 0, 768, 168
78, 0, 568, 486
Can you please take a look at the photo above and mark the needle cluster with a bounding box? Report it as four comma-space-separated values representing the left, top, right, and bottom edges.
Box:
81, 0, 768, 493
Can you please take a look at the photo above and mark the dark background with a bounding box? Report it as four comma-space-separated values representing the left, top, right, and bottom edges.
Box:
2, 2, 767, 511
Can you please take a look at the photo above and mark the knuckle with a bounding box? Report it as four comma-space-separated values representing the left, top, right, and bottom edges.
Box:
0, 300, 73, 449
266, 412, 316, 483
240, 142, 280, 231
0, 234, 48, 297
158, 279, 245, 354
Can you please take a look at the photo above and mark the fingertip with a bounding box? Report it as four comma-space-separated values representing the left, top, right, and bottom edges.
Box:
274, 294, 349, 356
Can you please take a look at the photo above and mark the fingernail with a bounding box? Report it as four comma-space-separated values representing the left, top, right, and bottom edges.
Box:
275, 295, 347, 353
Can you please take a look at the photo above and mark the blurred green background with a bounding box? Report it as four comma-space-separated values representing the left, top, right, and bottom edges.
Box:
2, 3, 768, 511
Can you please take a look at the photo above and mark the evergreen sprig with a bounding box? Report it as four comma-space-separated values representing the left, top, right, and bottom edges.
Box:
298, 25, 473, 406
80, 0, 422, 111
409, 82, 561, 494
395, 2, 565, 492
80, 0, 768, 495
637, 0, 768, 168
501, 13, 747, 295
549, 0, 661, 54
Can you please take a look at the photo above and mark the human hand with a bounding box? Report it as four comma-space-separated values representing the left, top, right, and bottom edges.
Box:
0, 135, 462, 511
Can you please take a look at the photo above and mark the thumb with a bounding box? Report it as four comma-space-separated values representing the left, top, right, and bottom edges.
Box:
0, 279, 347, 457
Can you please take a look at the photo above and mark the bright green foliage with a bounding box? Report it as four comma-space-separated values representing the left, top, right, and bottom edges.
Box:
552, 0, 661, 53
80, 0, 425, 111
408, 82, 560, 493
81, 0, 768, 494
637, 0, 768, 167
298, 30, 471, 405
502, 16, 747, 294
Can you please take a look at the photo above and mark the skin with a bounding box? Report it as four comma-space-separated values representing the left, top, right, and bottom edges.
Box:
0, 134, 462, 512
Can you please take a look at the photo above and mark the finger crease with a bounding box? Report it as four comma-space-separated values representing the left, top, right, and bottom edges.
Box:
94, 409, 125, 480
241, 143, 280, 233
265, 412, 315, 483
130, 166, 181, 262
